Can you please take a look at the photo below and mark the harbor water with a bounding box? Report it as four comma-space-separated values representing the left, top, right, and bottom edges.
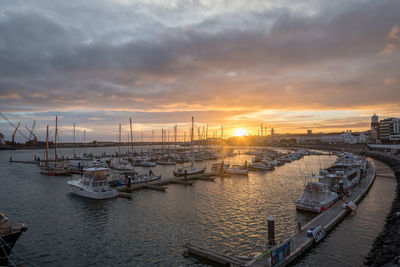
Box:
0, 147, 394, 266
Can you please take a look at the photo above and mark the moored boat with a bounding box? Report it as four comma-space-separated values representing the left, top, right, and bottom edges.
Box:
67, 168, 118, 199
295, 181, 338, 213
0, 213, 27, 264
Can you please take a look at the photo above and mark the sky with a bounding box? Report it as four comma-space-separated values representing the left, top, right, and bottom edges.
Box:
0, 0, 399, 142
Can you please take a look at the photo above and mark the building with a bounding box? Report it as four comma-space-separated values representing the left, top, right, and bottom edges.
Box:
371, 114, 379, 140
379, 118, 400, 143
274, 131, 366, 144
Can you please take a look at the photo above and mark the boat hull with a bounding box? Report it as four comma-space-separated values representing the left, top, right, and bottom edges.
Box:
41, 169, 71, 176
67, 182, 118, 199
0, 223, 27, 264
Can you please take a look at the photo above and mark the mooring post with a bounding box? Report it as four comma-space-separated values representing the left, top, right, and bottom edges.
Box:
9, 156, 12, 162
220, 161, 224, 177
184, 169, 188, 180
268, 216, 275, 248
34, 155, 37, 161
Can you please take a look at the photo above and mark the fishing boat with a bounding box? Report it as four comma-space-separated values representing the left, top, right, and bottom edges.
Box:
0, 213, 27, 264
319, 153, 367, 196
295, 180, 338, 213
67, 168, 118, 199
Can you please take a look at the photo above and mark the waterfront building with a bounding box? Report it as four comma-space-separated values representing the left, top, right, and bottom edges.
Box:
274, 131, 367, 144
371, 114, 379, 141
379, 118, 400, 143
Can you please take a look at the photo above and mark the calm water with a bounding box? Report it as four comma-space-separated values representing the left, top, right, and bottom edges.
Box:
0, 147, 393, 266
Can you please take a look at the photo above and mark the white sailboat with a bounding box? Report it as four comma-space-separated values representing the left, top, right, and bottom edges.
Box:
174, 116, 205, 177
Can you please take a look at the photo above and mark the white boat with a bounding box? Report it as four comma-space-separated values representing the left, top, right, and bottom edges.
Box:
67, 168, 118, 199
110, 159, 134, 170
248, 163, 274, 171
135, 161, 156, 167
295, 181, 338, 213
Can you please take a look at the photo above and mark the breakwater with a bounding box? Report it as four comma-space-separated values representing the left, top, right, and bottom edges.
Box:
362, 152, 400, 266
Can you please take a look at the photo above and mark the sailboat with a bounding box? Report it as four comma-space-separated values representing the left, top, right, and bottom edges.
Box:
110, 123, 134, 170
40, 117, 71, 176
173, 117, 205, 177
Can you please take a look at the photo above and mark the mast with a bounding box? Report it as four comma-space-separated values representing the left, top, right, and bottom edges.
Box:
73, 123, 75, 158
191, 117, 194, 167
83, 130, 86, 155
118, 123, 121, 156
129, 118, 133, 154
46, 125, 49, 165
141, 131, 143, 154
161, 128, 164, 154
54, 116, 58, 163
174, 125, 177, 156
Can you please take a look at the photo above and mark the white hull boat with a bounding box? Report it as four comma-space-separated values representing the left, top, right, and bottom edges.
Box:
67, 168, 118, 199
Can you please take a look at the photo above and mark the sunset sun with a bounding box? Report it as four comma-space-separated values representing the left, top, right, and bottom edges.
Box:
232, 128, 249, 137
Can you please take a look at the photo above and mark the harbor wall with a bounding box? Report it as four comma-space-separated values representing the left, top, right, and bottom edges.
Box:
362, 151, 400, 266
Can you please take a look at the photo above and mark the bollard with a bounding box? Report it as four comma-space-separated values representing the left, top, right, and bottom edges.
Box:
184, 169, 188, 180
268, 216, 275, 247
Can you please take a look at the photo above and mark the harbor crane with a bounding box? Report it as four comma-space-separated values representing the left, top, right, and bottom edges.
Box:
0, 112, 30, 145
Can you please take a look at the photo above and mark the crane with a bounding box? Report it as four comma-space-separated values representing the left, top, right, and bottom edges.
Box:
25, 126, 38, 144
0, 112, 29, 145
12, 122, 20, 143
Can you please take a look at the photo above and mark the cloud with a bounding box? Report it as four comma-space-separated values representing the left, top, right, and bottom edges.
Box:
0, 0, 400, 140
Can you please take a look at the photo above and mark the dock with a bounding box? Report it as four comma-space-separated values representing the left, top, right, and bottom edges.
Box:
113, 173, 215, 193
248, 160, 376, 267
184, 160, 376, 267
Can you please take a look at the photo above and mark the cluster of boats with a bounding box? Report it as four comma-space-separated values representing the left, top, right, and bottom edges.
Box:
295, 152, 368, 213
246, 149, 317, 171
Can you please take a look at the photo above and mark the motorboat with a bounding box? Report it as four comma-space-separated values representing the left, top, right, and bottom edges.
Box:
295, 180, 338, 213
67, 168, 118, 199
248, 163, 274, 171
173, 166, 206, 177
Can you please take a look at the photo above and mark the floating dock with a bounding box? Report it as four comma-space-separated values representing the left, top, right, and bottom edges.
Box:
113, 173, 215, 193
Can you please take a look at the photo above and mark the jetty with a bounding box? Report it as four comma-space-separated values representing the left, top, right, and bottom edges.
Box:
114, 173, 215, 193
184, 159, 376, 267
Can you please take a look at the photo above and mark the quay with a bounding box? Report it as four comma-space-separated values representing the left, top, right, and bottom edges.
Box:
185, 158, 376, 267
